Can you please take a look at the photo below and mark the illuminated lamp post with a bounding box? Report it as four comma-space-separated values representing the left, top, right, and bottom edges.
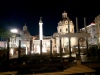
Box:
10, 29, 18, 33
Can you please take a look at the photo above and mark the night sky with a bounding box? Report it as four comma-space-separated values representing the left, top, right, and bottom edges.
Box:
0, 0, 100, 36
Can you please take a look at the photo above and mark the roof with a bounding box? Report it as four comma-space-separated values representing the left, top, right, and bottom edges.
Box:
90, 22, 95, 25
53, 32, 60, 37
59, 33, 90, 38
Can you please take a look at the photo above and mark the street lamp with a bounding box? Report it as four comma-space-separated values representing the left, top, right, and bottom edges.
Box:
10, 29, 18, 33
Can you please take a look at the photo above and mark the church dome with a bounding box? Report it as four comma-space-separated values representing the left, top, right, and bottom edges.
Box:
23, 30, 30, 34
58, 19, 73, 26
22, 23, 30, 35
58, 11, 73, 26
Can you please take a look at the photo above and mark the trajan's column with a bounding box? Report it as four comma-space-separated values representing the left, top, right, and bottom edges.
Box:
39, 17, 43, 40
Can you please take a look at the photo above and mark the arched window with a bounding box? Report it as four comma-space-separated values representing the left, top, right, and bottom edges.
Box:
66, 28, 68, 31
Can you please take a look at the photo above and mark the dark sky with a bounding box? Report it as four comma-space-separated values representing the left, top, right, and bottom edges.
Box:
0, 0, 100, 36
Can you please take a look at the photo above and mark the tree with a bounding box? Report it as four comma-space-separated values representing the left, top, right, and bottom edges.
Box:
0, 28, 11, 41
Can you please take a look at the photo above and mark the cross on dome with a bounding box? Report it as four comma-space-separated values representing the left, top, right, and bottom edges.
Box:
62, 11, 67, 19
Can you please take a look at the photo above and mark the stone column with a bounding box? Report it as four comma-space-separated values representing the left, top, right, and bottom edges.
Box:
40, 40, 42, 56
59, 38, 62, 59
30, 39, 32, 54
7, 38, 10, 62
18, 40, 21, 64
84, 18, 89, 56
68, 37, 71, 57
76, 17, 80, 57
57, 44, 59, 53
57, 37, 59, 53
50, 40, 52, 58
39, 17, 43, 40
26, 44, 28, 55
68, 17, 71, 57
77, 38, 80, 57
